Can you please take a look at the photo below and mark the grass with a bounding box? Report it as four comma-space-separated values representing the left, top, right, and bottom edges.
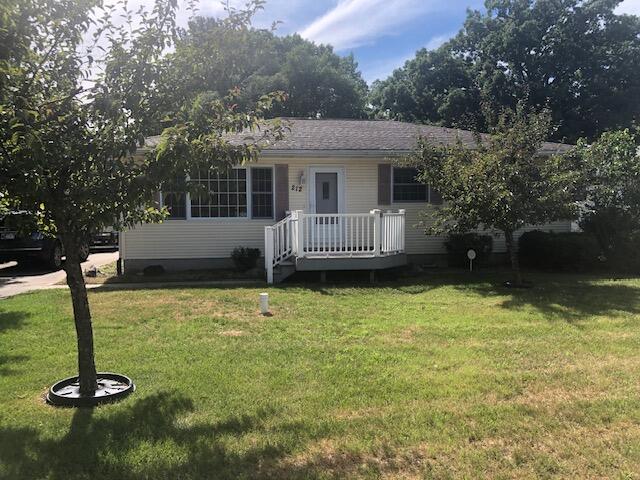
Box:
1, 271, 640, 479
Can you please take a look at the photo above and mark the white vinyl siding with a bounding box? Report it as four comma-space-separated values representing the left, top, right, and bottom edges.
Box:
122, 155, 572, 260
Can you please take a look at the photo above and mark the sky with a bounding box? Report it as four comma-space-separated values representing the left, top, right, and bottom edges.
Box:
117, 0, 640, 84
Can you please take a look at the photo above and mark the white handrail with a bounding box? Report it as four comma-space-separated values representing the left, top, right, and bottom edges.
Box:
264, 214, 294, 283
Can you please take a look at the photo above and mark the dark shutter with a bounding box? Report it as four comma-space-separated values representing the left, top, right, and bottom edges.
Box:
429, 186, 443, 205
274, 164, 289, 220
378, 164, 391, 205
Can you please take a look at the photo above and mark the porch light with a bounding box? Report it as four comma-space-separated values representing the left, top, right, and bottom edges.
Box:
299, 171, 306, 185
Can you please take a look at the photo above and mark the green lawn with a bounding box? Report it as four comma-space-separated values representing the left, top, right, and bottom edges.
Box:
1, 273, 640, 479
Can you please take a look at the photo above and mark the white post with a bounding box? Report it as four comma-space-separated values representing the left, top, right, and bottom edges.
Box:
398, 209, 406, 252
296, 210, 305, 258
260, 292, 269, 315
265, 226, 274, 284
370, 209, 381, 256
290, 211, 298, 256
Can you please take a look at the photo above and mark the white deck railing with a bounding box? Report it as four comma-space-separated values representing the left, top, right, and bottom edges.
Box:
265, 209, 405, 284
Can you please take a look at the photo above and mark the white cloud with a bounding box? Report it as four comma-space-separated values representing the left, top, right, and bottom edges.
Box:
425, 32, 454, 51
361, 31, 455, 83
615, 0, 640, 16
300, 0, 444, 50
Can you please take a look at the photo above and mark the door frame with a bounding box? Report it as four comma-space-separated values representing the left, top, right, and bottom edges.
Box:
308, 166, 346, 214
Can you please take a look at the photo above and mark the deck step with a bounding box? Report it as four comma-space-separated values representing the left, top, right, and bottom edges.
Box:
273, 261, 296, 284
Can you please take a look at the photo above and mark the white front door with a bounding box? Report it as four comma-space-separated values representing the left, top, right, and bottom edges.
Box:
308, 167, 345, 250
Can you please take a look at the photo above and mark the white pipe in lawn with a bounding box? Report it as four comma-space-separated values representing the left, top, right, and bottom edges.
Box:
260, 292, 269, 315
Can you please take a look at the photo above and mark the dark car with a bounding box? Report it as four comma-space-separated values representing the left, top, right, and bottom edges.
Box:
0, 212, 89, 270
91, 230, 119, 252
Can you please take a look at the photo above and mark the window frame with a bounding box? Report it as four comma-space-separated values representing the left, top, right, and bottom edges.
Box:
159, 165, 275, 221
391, 166, 431, 204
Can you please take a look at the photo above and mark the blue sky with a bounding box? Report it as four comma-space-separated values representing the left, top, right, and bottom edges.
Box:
125, 0, 640, 84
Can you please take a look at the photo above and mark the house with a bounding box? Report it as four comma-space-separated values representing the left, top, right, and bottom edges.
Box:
120, 118, 572, 283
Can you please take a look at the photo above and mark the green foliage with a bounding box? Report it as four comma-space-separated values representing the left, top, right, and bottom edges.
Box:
370, 0, 640, 142
230, 246, 261, 272
410, 104, 579, 282
0, 0, 284, 244
566, 128, 640, 254
445, 233, 493, 268
519, 230, 601, 271
162, 17, 369, 120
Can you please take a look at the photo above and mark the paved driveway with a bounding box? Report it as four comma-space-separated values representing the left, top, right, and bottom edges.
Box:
0, 251, 119, 299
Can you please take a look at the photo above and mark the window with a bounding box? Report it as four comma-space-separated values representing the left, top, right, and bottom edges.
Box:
162, 191, 186, 219
251, 167, 273, 219
393, 167, 428, 202
190, 168, 247, 218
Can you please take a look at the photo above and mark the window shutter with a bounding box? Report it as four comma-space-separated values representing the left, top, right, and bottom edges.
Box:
430, 186, 443, 205
274, 164, 289, 220
378, 164, 391, 205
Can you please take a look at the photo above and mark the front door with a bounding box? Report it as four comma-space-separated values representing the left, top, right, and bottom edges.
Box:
309, 168, 344, 251
315, 172, 338, 215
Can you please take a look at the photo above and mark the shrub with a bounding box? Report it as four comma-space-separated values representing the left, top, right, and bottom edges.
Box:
231, 247, 261, 272
518, 230, 601, 271
445, 233, 493, 268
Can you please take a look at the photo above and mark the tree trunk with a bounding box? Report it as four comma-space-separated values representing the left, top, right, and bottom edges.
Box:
504, 230, 523, 286
63, 237, 98, 395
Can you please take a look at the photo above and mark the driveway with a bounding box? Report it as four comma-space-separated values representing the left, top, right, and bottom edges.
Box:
0, 251, 119, 299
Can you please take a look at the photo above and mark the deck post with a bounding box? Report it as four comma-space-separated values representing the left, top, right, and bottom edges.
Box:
290, 210, 299, 256
265, 226, 274, 284
295, 210, 305, 258
398, 209, 406, 252
370, 209, 381, 256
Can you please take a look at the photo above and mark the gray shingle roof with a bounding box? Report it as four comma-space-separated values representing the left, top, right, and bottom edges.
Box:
143, 118, 571, 155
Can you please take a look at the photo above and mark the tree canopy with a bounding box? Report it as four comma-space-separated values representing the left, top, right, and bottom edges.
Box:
567, 128, 640, 255
408, 105, 578, 284
0, 0, 283, 397
370, 0, 640, 142
162, 16, 369, 120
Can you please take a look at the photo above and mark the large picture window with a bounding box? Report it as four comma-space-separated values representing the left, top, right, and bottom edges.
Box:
251, 167, 273, 218
190, 168, 247, 218
162, 191, 186, 219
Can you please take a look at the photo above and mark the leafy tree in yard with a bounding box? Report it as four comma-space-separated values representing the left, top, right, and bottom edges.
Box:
0, 0, 283, 396
162, 16, 369, 120
408, 105, 578, 285
568, 129, 640, 256
370, 0, 640, 142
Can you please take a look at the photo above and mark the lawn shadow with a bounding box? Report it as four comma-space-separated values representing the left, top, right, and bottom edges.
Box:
0, 391, 338, 480
0, 354, 29, 376
0, 308, 30, 333
455, 273, 640, 322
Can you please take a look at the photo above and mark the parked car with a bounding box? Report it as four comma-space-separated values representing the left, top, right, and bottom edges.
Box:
0, 211, 89, 269
90, 230, 119, 252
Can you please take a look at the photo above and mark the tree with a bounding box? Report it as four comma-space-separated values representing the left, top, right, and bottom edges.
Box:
408, 105, 577, 285
568, 129, 640, 255
370, 0, 640, 142
0, 0, 283, 399
162, 17, 369, 119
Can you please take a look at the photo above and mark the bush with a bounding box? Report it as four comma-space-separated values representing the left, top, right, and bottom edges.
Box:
518, 230, 601, 271
603, 230, 640, 273
231, 247, 261, 272
445, 233, 493, 268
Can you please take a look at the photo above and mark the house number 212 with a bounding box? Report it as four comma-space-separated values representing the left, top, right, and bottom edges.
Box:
291, 185, 303, 192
